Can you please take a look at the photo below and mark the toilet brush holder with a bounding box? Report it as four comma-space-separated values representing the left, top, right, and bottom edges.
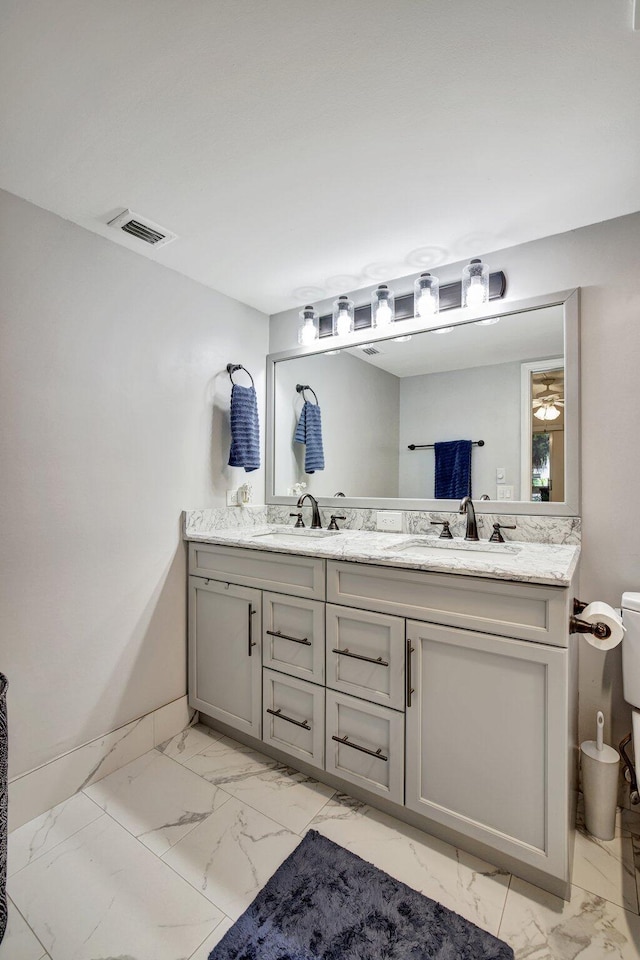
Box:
581, 739, 620, 840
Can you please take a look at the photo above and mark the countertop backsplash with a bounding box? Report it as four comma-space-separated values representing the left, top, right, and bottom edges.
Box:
184, 504, 580, 546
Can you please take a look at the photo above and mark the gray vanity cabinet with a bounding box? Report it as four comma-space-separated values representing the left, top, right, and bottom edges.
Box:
405, 619, 569, 877
187, 542, 576, 899
188, 577, 262, 738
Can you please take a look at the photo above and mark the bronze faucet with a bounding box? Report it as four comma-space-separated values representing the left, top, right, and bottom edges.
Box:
297, 493, 322, 529
459, 496, 479, 541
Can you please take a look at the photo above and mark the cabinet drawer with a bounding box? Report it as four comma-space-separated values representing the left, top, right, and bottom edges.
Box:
325, 690, 404, 804
326, 604, 405, 710
263, 593, 325, 684
263, 669, 325, 770
327, 560, 568, 645
190, 543, 325, 600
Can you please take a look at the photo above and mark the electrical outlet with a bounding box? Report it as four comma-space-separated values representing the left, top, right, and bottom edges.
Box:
376, 511, 403, 532
226, 488, 239, 506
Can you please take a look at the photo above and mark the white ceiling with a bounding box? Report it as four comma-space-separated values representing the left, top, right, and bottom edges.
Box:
1, 1, 638, 315
344, 304, 564, 377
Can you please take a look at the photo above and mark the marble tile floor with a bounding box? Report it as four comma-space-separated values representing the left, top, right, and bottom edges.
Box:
4, 725, 640, 960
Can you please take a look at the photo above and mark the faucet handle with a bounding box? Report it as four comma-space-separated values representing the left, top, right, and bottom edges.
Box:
328, 514, 346, 531
290, 512, 305, 528
489, 522, 516, 543
430, 520, 453, 539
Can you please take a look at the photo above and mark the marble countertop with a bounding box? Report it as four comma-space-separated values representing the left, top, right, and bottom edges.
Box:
185, 524, 580, 587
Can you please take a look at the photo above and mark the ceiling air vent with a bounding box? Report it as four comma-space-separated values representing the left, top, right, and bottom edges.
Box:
361, 346, 380, 356
107, 209, 177, 248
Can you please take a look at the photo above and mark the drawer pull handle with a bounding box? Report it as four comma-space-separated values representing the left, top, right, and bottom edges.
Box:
266, 707, 311, 731
248, 604, 257, 656
332, 734, 388, 762
331, 647, 389, 667
406, 640, 415, 708
266, 629, 312, 647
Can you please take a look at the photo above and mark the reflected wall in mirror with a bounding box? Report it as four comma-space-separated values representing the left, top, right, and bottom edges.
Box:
267, 291, 579, 514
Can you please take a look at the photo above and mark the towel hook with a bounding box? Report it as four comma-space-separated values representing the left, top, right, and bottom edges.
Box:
227, 363, 255, 388
296, 383, 319, 405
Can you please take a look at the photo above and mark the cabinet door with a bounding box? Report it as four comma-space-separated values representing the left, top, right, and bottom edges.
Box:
325, 690, 404, 804
326, 604, 405, 710
405, 619, 568, 878
188, 577, 262, 738
262, 592, 325, 684
263, 668, 325, 770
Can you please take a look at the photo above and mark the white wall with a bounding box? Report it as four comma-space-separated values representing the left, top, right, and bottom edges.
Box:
270, 211, 640, 748
398, 362, 522, 500
273, 351, 399, 499
0, 190, 269, 778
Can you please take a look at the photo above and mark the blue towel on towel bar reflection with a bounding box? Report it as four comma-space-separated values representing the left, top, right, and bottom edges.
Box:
294, 401, 325, 473
228, 384, 260, 472
434, 440, 472, 499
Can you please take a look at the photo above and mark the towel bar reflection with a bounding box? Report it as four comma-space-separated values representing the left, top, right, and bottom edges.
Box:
408, 440, 485, 451
296, 383, 319, 404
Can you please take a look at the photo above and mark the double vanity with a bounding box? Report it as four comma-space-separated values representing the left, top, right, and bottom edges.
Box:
186, 519, 579, 899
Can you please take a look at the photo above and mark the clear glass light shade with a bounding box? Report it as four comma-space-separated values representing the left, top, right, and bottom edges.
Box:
332, 295, 355, 337
534, 403, 561, 421
298, 305, 319, 345
371, 284, 395, 328
462, 258, 489, 309
414, 273, 440, 317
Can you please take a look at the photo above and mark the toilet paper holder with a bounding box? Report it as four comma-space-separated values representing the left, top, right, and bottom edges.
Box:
570, 598, 612, 640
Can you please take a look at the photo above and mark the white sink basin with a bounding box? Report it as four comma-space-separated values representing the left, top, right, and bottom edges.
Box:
252, 528, 343, 542
387, 537, 520, 559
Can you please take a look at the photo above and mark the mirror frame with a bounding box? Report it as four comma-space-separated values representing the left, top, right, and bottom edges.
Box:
266, 288, 580, 516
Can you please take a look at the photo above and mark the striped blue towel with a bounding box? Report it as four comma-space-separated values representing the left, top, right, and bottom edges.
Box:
294, 401, 325, 473
434, 440, 472, 499
228, 384, 260, 472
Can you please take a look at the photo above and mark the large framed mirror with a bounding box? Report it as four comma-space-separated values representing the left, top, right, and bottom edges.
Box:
266, 289, 579, 515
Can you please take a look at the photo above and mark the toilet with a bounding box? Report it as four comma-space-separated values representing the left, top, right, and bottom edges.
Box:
622, 592, 640, 788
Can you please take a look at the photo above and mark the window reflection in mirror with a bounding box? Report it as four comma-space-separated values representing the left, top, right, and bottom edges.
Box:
530, 366, 565, 502
273, 303, 566, 504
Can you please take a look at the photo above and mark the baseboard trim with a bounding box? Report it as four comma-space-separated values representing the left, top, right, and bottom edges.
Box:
9, 695, 195, 831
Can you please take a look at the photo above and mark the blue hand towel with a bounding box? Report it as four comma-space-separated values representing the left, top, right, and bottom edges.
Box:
228, 384, 260, 472
294, 400, 325, 473
434, 440, 472, 499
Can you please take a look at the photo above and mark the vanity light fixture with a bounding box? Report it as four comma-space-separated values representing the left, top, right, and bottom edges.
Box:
393, 335, 412, 342
431, 326, 454, 335
371, 284, 395, 328
476, 316, 500, 326
414, 272, 440, 317
332, 295, 355, 337
298, 305, 319, 345
462, 258, 490, 309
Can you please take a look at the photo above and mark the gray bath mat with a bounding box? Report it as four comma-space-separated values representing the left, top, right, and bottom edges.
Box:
209, 829, 513, 959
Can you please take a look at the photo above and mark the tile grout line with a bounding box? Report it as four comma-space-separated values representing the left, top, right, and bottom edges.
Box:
7, 799, 106, 881
496, 873, 512, 939
571, 878, 640, 917
186, 911, 233, 960
6, 893, 50, 959
83, 806, 234, 934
